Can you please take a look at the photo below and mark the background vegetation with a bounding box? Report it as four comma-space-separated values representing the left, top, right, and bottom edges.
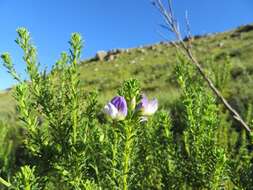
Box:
1, 24, 253, 118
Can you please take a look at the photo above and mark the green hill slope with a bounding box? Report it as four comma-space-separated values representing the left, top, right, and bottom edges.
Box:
1, 24, 253, 119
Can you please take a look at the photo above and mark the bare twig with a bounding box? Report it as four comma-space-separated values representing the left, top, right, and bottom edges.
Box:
185, 11, 191, 39
153, 0, 251, 132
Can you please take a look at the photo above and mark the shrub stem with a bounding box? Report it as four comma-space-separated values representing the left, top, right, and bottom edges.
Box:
0, 177, 11, 188
112, 128, 119, 187
122, 124, 133, 190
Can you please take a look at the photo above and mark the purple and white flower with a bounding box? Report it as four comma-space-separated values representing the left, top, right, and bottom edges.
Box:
136, 94, 158, 116
104, 96, 128, 120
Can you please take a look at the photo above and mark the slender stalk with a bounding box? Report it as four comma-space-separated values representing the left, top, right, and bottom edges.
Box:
0, 177, 11, 188
69, 33, 82, 144
70, 60, 78, 144
72, 99, 78, 144
153, 0, 251, 132
122, 124, 133, 190
112, 127, 119, 188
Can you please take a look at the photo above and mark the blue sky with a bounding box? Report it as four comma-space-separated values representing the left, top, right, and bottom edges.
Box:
0, 0, 253, 90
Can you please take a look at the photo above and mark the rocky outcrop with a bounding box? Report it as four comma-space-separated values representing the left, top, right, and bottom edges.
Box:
95, 48, 125, 62
95, 51, 107, 61
231, 24, 253, 38
235, 24, 253, 33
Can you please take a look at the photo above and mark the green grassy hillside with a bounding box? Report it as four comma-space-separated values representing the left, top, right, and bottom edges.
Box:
1, 24, 253, 119
0, 90, 15, 120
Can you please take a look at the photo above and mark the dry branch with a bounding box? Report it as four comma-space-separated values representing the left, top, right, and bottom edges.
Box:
153, 0, 251, 132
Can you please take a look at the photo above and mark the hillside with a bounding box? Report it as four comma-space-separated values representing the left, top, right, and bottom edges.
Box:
1, 24, 253, 120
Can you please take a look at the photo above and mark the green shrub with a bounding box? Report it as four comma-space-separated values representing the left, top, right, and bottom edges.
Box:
0, 29, 252, 190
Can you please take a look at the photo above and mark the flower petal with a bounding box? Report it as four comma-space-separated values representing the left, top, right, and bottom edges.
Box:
137, 96, 158, 116
139, 116, 148, 123
136, 94, 148, 111
146, 98, 158, 115
104, 102, 118, 119
111, 96, 128, 118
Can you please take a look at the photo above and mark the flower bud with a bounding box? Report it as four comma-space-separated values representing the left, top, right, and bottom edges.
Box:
130, 96, 136, 111
104, 96, 128, 121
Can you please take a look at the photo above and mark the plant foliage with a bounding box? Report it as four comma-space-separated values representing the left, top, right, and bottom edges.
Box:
0, 29, 252, 190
